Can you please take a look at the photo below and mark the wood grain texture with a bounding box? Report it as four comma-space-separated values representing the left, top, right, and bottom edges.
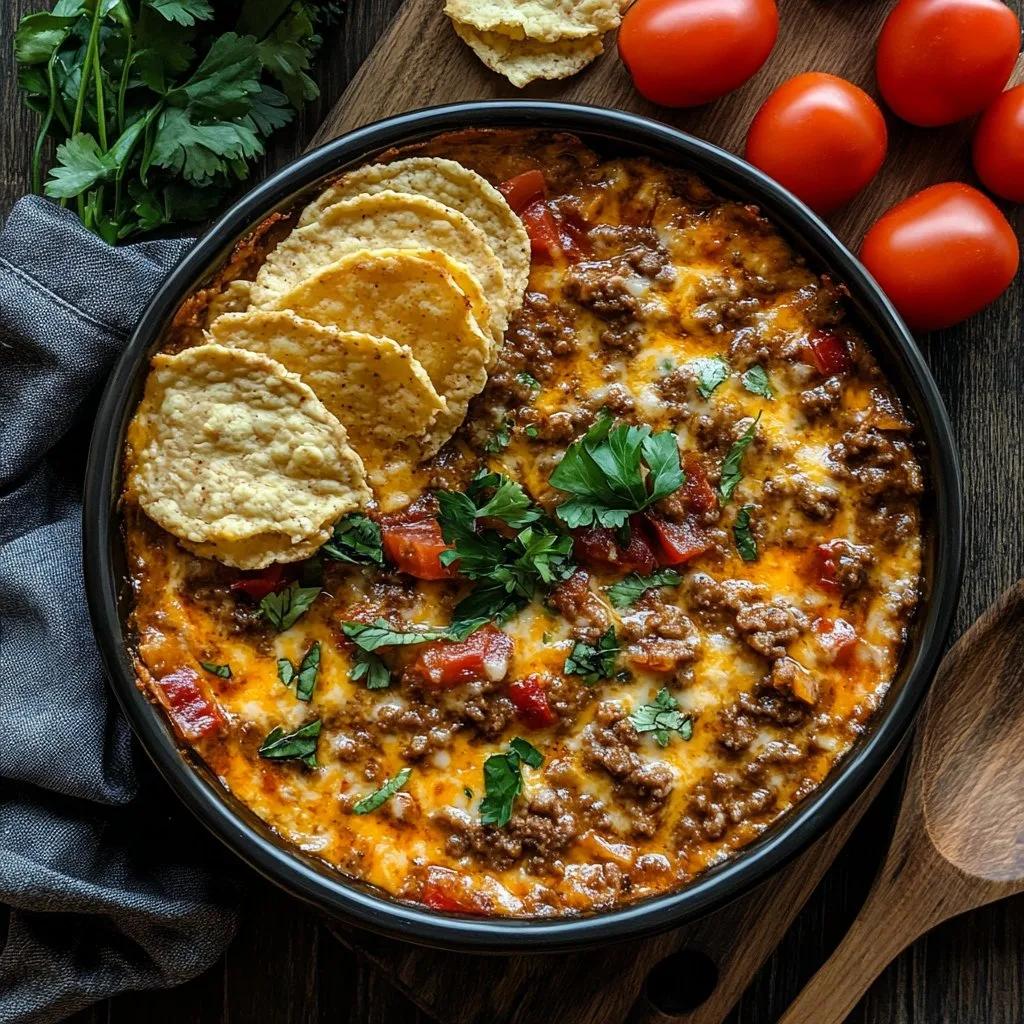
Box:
0, 0, 1020, 1022
780, 580, 1024, 1024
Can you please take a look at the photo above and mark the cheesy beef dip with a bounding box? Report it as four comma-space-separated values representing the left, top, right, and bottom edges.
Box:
124, 130, 924, 917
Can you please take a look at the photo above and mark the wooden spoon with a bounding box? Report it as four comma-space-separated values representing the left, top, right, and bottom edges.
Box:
778, 580, 1024, 1024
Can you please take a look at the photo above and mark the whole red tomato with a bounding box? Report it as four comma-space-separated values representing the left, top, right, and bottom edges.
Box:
876, 0, 1021, 126
744, 73, 888, 214
860, 182, 1019, 331
618, 0, 778, 108
973, 85, 1024, 203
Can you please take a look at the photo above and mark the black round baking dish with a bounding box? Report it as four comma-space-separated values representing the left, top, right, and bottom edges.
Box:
83, 101, 964, 953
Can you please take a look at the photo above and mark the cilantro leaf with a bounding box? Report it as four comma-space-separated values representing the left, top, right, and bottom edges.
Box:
629, 688, 693, 747
483, 418, 512, 453
733, 504, 759, 562
350, 648, 391, 690
353, 767, 412, 815
479, 736, 544, 827
44, 134, 118, 199
321, 513, 384, 566
277, 658, 295, 686
690, 356, 729, 399
606, 569, 682, 610
258, 719, 321, 768
295, 641, 321, 702
550, 414, 684, 530
564, 625, 619, 685
342, 618, 487, 652
741, 365, 774, 400
259, 582, 321, 631
517, 371, 541, 392
148, 0, 214, 27
718, 413, 761, 504
200, 660, 231, 678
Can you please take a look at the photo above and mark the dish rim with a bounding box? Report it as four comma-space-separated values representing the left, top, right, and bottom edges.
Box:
83, 100, 964, 952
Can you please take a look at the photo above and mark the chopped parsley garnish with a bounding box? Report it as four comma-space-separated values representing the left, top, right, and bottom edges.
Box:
436, 471, 574, 624
606, 569, 682, 610
342, 618, 487, 652
259, 582, 320, 631
349, 648, 391, 690
479, 737, 544, 828
277, 658, 295, 686
741, 365, 774, 400
548, 413, 685, 531
690, 356, 729, 399
733, 504, 759, 562
353, 768, 412, 815
629, 689, 693, 747
200, 661, 231, 678
659, 357, 676, 373
517, 371, 541, 392
525, 425, 540, 439
718, 413, 761, 503
484, 418, 512, 453
258, 719, 321, 768
295, 641, 320, 702
564, 625, 619, 685
321, 513, 383, 565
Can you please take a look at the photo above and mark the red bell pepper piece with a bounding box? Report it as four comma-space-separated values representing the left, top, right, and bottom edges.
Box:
556, 211, 591, 262
644, 512, 712, 567
155, 667, 224, 741
380, 517, 458, 581
812, 542, 842, 592
230, 562, 286, 601
808, 330, 852, 376
519, 199, 562, 264
408, 624, 514, 689
572, 516, 658, 575
508, 674, 556, 729
497, 170, 546, 214
683, 454, 717, 513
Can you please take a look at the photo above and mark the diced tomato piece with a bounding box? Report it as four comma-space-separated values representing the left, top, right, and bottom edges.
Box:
807, 330, 852, 376
380, 518, 457, 580
497, 169, 546, 213
419, 867, 481, 914
408, 624, 514, 689
230, 562, 287, 601
644, 512, 712, 567
813, 616, 859, 665
155, 668, 224, 741
508, 674, 556, 729
812, 542, 842, 592
519, 199, 562, 264
572, 517, 659, 576
683, 454, 717, 513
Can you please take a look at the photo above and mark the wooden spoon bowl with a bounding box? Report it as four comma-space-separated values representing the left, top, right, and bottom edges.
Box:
779, 580, 1024, 1024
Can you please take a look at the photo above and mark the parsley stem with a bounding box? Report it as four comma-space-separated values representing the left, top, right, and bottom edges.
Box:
91, 17, 108, 229
31, 50, 61, 195
71, 0, 104, 220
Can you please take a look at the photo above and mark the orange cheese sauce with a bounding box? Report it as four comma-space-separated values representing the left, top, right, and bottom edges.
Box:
124, 131, 922, 916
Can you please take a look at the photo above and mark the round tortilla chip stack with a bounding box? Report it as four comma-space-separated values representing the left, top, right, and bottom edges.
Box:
128, 344, 370, 570
444, 0, 629, 86
296, 157, 530, 315
266, 249, 492, 456
249, 190, 509, 340
207, 310, 447, 478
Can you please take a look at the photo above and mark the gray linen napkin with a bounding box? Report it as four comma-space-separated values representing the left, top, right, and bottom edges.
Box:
0, 197, 238, 1024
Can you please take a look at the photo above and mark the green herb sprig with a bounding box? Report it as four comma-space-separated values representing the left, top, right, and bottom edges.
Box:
258, 718, 321, 767
629, 688, 693, 747
606, 569, 682, 610
353, 767, 412, 815
564, 625, 619, 685
321, 513, 383, 565
718, 413, 761, 504
259, 582, 320, 631
479, 737, 543, 828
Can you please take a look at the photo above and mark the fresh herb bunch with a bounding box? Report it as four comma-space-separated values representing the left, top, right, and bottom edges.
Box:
14, 0, 343, 242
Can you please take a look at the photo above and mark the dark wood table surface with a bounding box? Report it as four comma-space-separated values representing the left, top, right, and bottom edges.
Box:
2, 2, 1021, 1022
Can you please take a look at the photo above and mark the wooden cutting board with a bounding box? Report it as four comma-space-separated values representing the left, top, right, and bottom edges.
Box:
310, 3, 1017, 1021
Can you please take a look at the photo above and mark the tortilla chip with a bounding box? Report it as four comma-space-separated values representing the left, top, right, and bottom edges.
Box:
297, 157, 530, 315
205, 279, 253, 323
452, 22, 604, 87
129, 344, 369, 569
444, 0, 624, 42
250, 191, 508, 337
267, 250, 490, 454
207, 310, 446, 474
